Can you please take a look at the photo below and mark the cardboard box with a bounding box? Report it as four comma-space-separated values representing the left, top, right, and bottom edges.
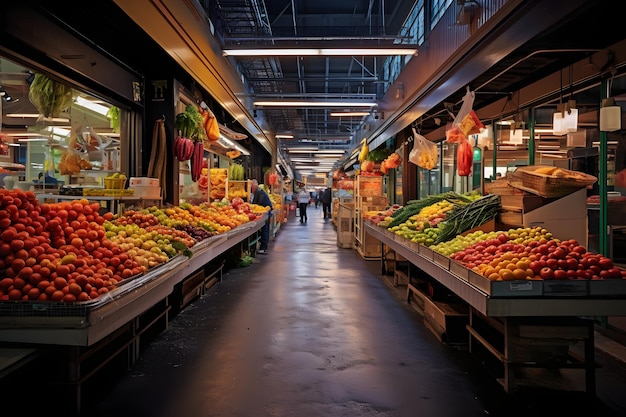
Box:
134, 186, 161, 198
129, 177, 160, 187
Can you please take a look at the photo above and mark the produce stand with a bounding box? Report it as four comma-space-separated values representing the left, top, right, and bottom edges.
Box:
0, 216, 267, 415
366, 222, 626, 395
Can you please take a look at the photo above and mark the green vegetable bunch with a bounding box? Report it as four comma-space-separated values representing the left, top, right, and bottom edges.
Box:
107, 106, 121, 133
238, 254, 255, 267
175, 104, 203, 139
366, 148, 391, 162
228, 163, 245, 180
28, 73, 75, 118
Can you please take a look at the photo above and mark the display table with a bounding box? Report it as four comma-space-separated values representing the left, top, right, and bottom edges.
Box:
365, 222, 626, 395
0, 216, 267, 414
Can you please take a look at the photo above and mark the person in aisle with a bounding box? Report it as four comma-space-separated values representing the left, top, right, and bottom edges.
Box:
298, 187, 310, 223
320, 187, 332, 219
250, 179, 273, 254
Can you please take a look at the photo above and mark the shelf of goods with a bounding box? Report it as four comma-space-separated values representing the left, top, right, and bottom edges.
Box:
354, 176, 387, 259
0, 215, 267, 413
365, 222, 626, 395
36, 193, 162, 213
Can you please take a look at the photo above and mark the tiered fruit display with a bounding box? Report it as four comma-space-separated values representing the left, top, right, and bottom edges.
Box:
106, 210, 197, 264
0, 189, 272, 302
0, 190, 143, 301
431, 225, 626, 282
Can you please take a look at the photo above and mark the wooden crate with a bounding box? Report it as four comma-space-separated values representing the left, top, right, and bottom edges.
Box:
408, 284, 469, 345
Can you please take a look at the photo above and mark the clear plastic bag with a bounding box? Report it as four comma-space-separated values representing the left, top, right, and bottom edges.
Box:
409, 128, 438, 170
446, 86, 484, 143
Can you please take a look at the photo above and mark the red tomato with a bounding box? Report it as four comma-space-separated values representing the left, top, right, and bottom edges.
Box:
540, 267, 554, 280
566, 258, 579, 270
598, 257, 614, 270
576, 269, 591, 280
553, 269, 568, 280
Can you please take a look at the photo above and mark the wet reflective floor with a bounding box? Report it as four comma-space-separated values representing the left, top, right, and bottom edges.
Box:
90, 206, 626, 417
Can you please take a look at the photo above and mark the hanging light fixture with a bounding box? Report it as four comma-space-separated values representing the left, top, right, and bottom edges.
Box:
600, 97, 621, 132
552, 68, 578, 135
509, 118, 524, 144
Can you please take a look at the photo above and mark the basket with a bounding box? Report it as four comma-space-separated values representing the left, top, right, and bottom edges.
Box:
510, 166, 597, 198
104, 177, 127, 189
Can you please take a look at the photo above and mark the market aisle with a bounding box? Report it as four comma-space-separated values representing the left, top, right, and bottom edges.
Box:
90, 207, 626, 417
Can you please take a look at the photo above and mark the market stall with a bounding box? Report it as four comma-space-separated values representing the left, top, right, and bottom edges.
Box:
366, 221, 626, 394
0, 214, 267, 413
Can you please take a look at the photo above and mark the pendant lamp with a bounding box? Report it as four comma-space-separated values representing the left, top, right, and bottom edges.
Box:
563, 100, 578, 133
509, 126, 523, 144
600, 97, 621, 132
552, 103, 568, 136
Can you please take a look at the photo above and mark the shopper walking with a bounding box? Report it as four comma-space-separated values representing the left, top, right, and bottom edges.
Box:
320, 187, 332, 219
250, 179, 273, 253
297, 188, 310, 223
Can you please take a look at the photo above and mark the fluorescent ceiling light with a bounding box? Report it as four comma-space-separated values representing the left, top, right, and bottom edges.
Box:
5, 113, 41, 117
74, 96, 109, 116
223, 48, 417, 57
285, 147, 317, 151
276, 134, 294, 139
254, 100, 377, 108
217, 135, 251, 156
329, 111, 370, 117
4, 132, 48, 137
6, 114, 70, 123
47, 126, 71, 137
17, 138, 48, 142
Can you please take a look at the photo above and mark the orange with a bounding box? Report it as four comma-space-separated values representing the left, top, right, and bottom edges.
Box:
512, 268, 528, 280
499, 270, 514, 281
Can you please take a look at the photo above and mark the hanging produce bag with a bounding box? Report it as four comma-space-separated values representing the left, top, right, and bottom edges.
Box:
446, 86, 484, 143
408, 128, 438, 170
457, 138, 473, 177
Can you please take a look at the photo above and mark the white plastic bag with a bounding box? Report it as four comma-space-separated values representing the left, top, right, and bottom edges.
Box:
409, 127, 438, 170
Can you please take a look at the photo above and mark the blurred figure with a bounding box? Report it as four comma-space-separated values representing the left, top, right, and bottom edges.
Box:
320, 187, 332, 219
251, 179, 273, 254
298, 188, 310, 223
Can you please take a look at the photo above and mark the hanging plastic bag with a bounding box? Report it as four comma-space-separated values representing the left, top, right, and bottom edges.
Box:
204, 107, 220, 142
409, 127, 438, 170
457, 138, 473, 177
446, 86, 479, 143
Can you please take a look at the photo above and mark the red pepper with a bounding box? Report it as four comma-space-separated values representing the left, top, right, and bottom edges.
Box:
457, 139, 472, 176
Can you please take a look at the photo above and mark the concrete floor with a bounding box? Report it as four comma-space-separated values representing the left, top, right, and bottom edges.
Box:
88, 205, 626, 417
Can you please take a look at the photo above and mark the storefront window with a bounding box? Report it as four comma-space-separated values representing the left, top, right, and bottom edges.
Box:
0, 56, 122, 191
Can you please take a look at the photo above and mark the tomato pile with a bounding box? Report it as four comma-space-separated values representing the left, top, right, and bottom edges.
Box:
456, 229, 626, 281
0, 190, 143, 302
